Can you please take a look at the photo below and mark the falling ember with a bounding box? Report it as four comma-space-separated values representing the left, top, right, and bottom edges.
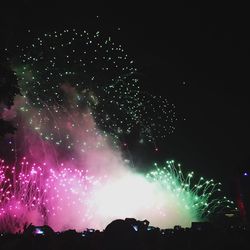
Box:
3, 28, 176, 149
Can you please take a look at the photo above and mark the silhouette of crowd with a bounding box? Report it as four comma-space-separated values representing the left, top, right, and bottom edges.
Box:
0, 217, 249, 250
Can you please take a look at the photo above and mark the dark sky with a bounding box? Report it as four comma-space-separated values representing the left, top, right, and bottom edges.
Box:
1, 2, 250, 191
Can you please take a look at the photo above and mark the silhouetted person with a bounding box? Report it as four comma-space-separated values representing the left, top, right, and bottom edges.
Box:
104, 219, 137, 250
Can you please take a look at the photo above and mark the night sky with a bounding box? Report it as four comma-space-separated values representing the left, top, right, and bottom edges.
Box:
1, 2, 250, 192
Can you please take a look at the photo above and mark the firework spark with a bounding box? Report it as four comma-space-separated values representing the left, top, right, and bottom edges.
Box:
3, 28, 176, 151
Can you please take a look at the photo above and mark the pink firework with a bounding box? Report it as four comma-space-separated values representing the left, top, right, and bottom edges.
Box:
0, 157, 102, 233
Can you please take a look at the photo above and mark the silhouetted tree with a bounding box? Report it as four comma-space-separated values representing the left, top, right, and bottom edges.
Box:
0, 64, 20, 137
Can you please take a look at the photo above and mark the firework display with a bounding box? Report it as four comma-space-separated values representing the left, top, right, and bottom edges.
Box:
3, 28, 176, 151
0, 27, 236, 233
0, 158, 235, 233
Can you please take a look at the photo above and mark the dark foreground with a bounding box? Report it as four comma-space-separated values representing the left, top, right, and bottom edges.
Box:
0, 219, 249, 250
